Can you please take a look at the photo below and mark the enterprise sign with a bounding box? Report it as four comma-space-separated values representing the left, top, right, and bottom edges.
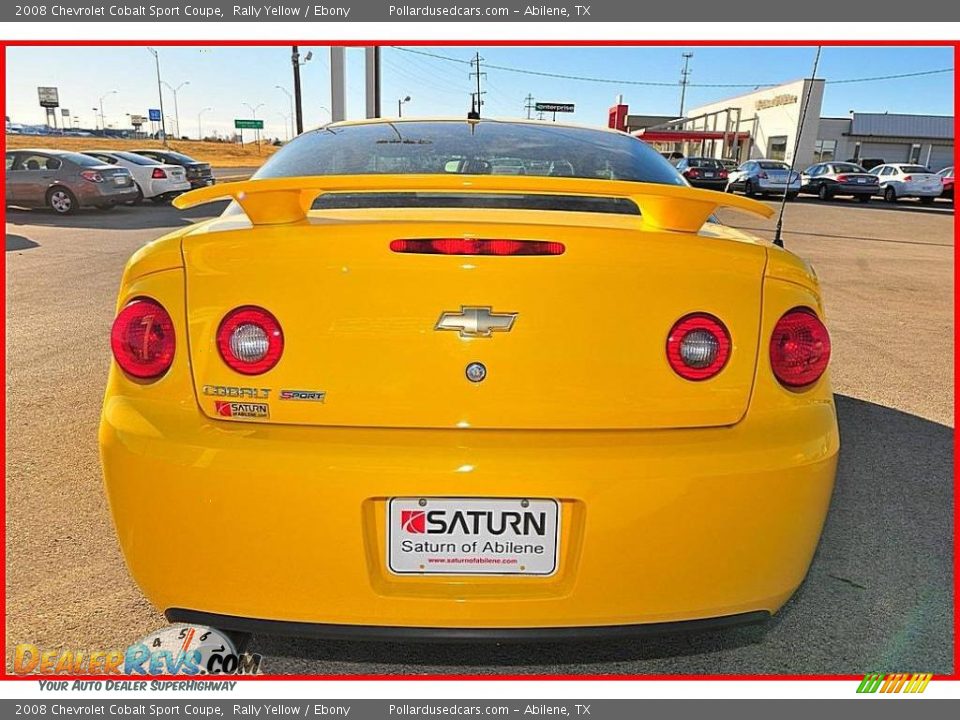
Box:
535, 102, 575, 113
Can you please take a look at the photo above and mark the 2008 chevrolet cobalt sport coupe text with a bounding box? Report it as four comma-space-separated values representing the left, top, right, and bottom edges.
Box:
100, 119, 838, 641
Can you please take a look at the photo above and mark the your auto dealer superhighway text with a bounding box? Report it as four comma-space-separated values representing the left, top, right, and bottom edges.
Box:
46, 5, 351, 18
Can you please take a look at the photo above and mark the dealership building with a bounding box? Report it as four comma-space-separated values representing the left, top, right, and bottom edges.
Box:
617, 78, 954, 171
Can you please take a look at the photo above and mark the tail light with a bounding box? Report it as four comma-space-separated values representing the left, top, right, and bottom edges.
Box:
686, 168, 700, 178
666, 313, 731, 381
390, 239, 565, 256
903, 175, 913, 182
217, 306, 284, 375
80, 170, 104, 183
719, 170, 728, 179
152, 168, 168, 179
836, 174, 850, 182
110, 298, 176, 379
769, 308, 831, 388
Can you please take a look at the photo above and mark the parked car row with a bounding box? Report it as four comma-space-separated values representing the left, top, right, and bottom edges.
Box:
5, 147, 215, 215
675, 156, 953, 205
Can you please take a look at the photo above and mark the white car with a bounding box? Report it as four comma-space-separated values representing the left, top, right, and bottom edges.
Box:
871, 163, 942, 204
80, 150, 190, 203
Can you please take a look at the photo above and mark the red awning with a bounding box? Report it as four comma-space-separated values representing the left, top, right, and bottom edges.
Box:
635, 129, 751, 142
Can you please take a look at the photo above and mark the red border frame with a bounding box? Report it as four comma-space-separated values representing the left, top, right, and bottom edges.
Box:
0, 38, 956, 684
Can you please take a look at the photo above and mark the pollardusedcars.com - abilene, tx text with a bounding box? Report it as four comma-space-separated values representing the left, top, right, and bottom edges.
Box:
41, 5, 352, 19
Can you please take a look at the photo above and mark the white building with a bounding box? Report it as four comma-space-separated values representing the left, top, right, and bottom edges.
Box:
626, 78, 954, 171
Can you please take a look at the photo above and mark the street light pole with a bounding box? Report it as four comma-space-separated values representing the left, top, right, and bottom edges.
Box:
162, 80, 190, 138
275, 85, 294, 140
197, 107, 212, 140
146, 47, 168, 145
242, 102, 265, 150
398, 96, 410, 118
99, 90, 117, 132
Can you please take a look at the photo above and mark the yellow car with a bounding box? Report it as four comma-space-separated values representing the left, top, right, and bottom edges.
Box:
100, 119, 837, 641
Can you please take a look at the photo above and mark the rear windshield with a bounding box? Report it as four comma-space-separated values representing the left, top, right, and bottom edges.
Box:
900, 165, 930, 174
832, 163, 866, 173
685, 158, 722, 169
256, 121, 684, 185
62, 152, 111, 168
113, 151, 160, 165
255, 121, 683, 214
757, 161, 790, 170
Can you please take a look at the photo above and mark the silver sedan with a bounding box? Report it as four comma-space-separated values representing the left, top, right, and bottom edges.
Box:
726, 159, 802, 198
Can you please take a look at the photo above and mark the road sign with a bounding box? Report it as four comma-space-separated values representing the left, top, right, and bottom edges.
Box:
148, 108, 162, 122
535, 102, 574, 113
37, 87, 59, 108
130, 115, 147, 126
61, 108, 70, 118
234, 118, 264, 130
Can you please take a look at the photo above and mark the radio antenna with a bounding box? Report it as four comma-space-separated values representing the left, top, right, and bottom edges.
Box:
773, 45, 822, 248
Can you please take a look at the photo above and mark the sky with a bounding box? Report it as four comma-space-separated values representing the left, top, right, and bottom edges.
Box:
5, 45, 954, 139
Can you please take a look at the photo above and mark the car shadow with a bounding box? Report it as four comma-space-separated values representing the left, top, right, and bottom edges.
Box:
5, 234, 39, 252
248, 394, 954, 675
788, 195, 953, 217
4, 201, 228, 231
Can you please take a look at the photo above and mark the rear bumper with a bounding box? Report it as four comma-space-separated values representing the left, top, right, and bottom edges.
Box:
836, 184, 877, 196
100, 393, 838, 631
688, 179, 728, 190
757, 181, 801, 194
76, 183, 139, 206
165, 608, 770, 642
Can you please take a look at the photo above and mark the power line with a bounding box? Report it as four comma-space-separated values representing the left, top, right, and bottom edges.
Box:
390, 46, 952, 89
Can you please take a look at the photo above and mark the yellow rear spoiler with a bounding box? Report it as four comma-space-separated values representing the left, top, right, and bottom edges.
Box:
173, 174, 774, 233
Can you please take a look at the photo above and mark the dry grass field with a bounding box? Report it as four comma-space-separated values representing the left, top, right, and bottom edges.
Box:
5, 134, 277, 167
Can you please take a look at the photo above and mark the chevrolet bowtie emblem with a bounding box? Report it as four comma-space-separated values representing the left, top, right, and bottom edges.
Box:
435, 306, 518, 338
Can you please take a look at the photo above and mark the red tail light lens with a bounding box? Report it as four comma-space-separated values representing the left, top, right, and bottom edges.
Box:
152, 168, 168, 179
80, 170, 104, 183
110, 298, 176, 379
666, 313, 731, 381
217, 306, 284, 375
719, 170, 728, 179
390, 239, 565, 256
686, 168, 700, 178
836, 174, 849, 182
903, 175, 913, 182
770, 308, 831, 388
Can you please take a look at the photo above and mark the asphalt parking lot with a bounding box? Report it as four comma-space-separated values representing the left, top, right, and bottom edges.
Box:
4, 194, 954, 675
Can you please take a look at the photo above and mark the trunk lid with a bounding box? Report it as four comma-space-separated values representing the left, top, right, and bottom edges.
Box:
181, 209, 767, 430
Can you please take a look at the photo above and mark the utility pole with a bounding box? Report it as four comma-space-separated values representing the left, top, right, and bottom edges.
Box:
469, 52, 486, 118
291, 45, 309, 135
679, 52, 694, 117
524, 93, 535, 120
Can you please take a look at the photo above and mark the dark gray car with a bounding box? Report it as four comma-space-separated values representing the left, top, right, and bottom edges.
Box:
800, 161, 878, 202
5, 149, 138, 214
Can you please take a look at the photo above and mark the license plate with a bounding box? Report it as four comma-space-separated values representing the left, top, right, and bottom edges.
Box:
857, 178, 867, 183
113, 176, 129, 186
387, 497, 560, 576
704, 172, 714, 178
